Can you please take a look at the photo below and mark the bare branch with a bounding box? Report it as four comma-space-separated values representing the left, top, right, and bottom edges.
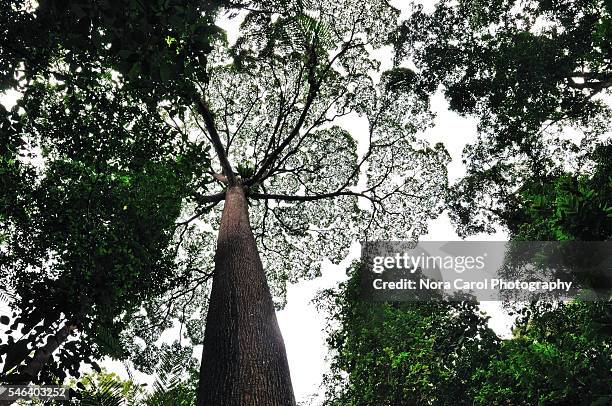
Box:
250, 190, 369, 203
193, 97, 239, 186
247, 29, 363, 187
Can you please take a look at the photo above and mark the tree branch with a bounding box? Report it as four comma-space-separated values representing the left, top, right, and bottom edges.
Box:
193, 191, 227, 204
246, 30, 362, 188
566, 78, 611, 90
193, 97, 239, 186
245, 69, 319, 187
249, 190, 369, 202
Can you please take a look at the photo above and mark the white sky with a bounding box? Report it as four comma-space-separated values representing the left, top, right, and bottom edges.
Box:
0, 1, 515, 404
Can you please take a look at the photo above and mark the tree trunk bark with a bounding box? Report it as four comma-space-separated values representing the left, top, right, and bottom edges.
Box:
20, 323, 76, 381
0, 323, 75, 406
196, 186, 296, 406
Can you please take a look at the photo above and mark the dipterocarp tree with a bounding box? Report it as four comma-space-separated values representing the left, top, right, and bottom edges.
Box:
1, 0, 449, 405
171, 2, 448, 404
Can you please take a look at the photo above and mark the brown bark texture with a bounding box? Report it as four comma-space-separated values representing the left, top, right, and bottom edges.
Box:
196, 186, 296, 406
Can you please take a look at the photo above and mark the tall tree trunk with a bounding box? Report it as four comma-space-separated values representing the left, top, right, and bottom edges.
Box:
196, 186, 296, 406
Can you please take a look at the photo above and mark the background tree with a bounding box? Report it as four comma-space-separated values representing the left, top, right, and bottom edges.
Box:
503, 142, 612, 241
317, 2, 612, 404
318, 263, 498, 406
20, 344, 199, 406
472, 301, 611, 405
394, 0, 611, 236
1, 0, 225, 387
473, 141, 612, 405
391, 0, 612, 292
0, 69, 211, 386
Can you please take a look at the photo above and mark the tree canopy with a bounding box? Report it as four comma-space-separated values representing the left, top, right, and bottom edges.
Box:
320, 264, 611, 405
318, 264, 498, 406
394, 0, 612, 235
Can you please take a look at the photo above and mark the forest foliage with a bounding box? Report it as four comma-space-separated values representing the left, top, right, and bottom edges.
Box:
0, 0, 610, 404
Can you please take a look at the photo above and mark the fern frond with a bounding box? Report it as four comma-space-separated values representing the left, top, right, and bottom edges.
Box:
144, 347, 197, 406
0, 289, 12, 304
93, 325, 126, 359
